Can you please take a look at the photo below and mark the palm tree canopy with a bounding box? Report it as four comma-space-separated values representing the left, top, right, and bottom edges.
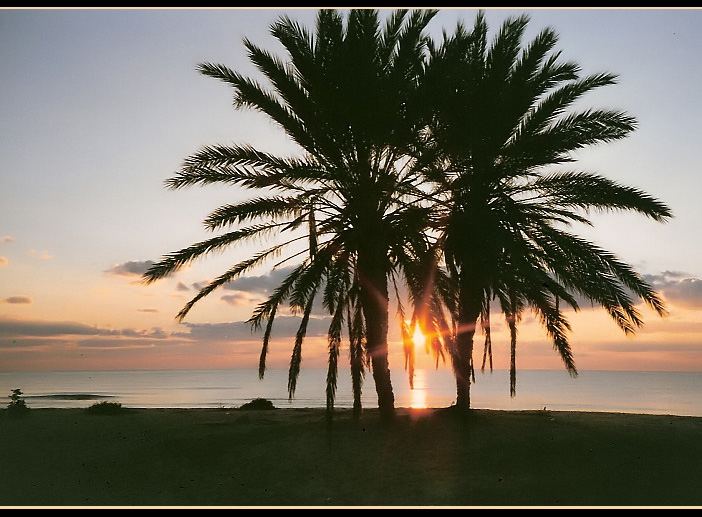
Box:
421, 12, 672, 393
143, 9, 439, 407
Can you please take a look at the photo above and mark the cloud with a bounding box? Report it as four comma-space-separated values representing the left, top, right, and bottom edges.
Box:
0, 337, 67, 349
148, 327, 168, 339
28, 249, 53, 260
117, 327, 168, 339
644, 271, 688, 283
0, 319, 104, 336
176, 282, 190, 292
220, 267, 333, 316
179, 315, 332, 342
105, 260, 156, 277
3, 296, 32, 304
541, 270, 702, 312
220, 293, 257, 306
0, 256, 7, 267
223, 266, 297, 295
0, 335, 176, 352
137, 308, 159, 313
0, 318, 166, 339
644, 271, 702, 308
192, 281, 209, 291
1, 235, 14, 243
0, 316, 331, 370
0, 315, 326, 345
76, 338, 164, 349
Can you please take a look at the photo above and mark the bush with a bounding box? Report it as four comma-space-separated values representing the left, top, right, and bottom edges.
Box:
6, 388, 30, 415
239, 398, 275, 411
85, 401, 124, 415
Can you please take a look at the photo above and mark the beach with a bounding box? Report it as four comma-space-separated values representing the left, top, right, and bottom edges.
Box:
1, 407, 700, 506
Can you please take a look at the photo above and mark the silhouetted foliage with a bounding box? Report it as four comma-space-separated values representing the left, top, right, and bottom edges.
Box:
239, 398, 276, 411
5, 388, 30, 415
141, 8, 671, 413
143, 9, 440, 420
419, 11, 671, 408
85, 401, 124, 415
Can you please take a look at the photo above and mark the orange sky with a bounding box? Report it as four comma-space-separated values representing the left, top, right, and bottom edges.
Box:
2, 260, 701, 373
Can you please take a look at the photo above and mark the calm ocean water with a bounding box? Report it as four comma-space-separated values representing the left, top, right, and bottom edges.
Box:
1, 368, 701, 416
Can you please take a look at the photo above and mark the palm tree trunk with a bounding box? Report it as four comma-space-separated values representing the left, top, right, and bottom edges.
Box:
350, 336, 363, 419
454, 276, 483, 410
358, 248, 395, 420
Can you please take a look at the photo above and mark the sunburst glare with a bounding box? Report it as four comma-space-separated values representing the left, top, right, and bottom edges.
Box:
412, 322, 426, 350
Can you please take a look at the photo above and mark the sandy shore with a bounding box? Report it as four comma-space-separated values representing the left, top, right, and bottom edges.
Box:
1, 407, 700, 506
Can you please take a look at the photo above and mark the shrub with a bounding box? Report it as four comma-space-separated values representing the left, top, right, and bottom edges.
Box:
239, 398, 275, 411
85, 401, 124, 415
6, 388, 30, 415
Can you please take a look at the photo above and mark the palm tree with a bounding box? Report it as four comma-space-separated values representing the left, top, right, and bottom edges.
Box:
421, 12, 672, 409
142, 9, 439, 419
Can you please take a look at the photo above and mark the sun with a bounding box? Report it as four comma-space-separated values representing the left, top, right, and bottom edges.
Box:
412, 322, 426, 349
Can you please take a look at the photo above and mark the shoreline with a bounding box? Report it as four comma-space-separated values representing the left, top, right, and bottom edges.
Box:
4, 403, 702, 419
4, 369, 701, 418
6, 405, 702, 418
2, 407, 701, 506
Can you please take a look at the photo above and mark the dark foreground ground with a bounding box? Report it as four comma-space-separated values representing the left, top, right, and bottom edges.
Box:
1, 407, 701, 506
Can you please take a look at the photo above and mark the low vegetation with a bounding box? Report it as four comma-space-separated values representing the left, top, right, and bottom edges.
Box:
5, 388, 30, 416
85, 401, 124, 415
239, 398, 275, 411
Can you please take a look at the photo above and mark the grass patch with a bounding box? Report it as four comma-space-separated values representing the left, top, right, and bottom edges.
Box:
85, 401, 125, 415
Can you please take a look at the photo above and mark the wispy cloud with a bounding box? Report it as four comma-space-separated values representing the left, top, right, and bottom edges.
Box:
2, 296, 32, 304
220, 293, 257, 306
112, 327, 168, 339
175, 282, 190, 292
0, 315, 330, 344
0, 256, 8, 267
1, 235, 14, 243
137, 308, 159, 313
105, 260, 156, 277
178, 315, 331, 342
75, 338, 164, 350
593, 341, 702, 353
28, 249, 53, 261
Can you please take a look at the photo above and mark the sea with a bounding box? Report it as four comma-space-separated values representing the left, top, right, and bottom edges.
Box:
1, 368, 701, 417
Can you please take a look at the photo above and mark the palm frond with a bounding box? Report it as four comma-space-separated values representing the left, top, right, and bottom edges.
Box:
325, 296, 345, 412
175, 246, 284, 322
529, 171, 672, 222
252, 264, 308, 379
288, 287, 319, 399
143, 225, 282, 284
204, 196, 309, 231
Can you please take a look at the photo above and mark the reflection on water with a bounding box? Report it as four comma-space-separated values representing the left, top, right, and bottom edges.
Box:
410, 369, 427, 409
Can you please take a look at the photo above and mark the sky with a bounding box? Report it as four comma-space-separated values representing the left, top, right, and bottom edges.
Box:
1, 8, 702, 375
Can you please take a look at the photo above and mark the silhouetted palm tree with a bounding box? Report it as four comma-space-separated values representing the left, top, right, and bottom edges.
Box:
143, 9, 438, 419
421, 12, 672, 409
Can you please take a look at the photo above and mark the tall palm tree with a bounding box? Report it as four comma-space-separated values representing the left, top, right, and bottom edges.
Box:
421, 12, 672, 409
143, 9, 439, 419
